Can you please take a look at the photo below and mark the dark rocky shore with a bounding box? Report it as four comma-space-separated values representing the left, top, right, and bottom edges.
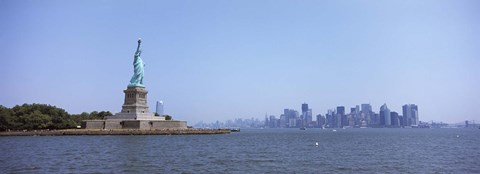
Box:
0, 129, 231, 136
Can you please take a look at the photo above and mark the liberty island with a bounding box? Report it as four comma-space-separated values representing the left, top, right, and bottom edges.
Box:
0, 39, 229, 135
82, 39, 187, 129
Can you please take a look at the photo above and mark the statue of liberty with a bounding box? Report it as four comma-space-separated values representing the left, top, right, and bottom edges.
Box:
129, 39, 145, 87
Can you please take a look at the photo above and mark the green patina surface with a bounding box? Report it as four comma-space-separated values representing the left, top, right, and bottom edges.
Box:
129, 39, 145, 87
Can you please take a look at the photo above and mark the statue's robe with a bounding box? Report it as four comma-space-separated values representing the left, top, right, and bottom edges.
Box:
129, 56, 144, 86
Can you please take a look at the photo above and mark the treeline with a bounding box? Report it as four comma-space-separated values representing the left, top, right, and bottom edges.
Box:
70, 111, 113, 126
0, 103, 111, 131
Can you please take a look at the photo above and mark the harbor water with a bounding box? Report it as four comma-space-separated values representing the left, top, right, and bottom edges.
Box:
1, 128, 479, 173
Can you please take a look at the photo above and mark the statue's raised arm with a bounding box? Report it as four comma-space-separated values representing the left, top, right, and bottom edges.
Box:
135, 38, 142, 57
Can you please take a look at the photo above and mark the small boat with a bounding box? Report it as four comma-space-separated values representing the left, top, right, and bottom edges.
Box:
332, 129, 337, 132
300, 127, 307, 130
230, 128, 240, 132
315, 142, 319, 146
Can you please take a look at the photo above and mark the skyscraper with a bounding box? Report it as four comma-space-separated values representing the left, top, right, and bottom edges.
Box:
350, 106, 360, 126
264, 114, 269, 127
279, 114, 287, 128
269, 115, 277, 128
336, 106, 346, 127
361, 104, 373, 125
302, 103, 309, 113
402, 105, 410, 126
307, 109, 313, 123
336, 106, 345, 115
155, 101, 164, 116
361, 104, 372, 113
301, 103, 309, 127
390, 111, 399, 127
380, 103, 391, 127
372, 113, 380, 125
326, 109, 336, 128
402, 104, 419, 126
316, 114, 325, 128
284, 109, 299, 128
411, 105, 419, 125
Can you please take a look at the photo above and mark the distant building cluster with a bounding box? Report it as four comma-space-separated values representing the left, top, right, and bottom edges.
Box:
465, 120, 480, 128
194, 117, 264, 129
265, 103, 420, 128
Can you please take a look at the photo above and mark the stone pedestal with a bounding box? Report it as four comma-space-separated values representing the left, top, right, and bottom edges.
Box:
105, 86, 165, 120
82, 120, 187, 130
82, 86, 188, 130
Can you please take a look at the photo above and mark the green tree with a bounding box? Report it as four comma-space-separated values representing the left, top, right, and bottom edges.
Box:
0, 103, 114, 130
21, 110, 52, 129
70, 111, 112, 126
70, 112, 90, 126
97, 111, 112, 119
0, 105, 13, 131
8, 103, 75, 130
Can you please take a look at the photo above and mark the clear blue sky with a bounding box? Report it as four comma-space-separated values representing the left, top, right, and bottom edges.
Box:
1, 0, 479, 123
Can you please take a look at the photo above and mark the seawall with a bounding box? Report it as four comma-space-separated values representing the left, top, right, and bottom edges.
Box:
0, 129, 231, 136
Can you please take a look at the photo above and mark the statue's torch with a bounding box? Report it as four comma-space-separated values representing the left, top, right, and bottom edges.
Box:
136, 38, 142, 52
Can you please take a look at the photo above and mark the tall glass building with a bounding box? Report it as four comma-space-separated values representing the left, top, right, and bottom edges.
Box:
156, 101, 164, 116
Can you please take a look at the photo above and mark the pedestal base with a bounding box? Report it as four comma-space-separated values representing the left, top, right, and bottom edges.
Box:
104, 113, 165, 120
82, 84, 186, 130
82, 120, 188, 130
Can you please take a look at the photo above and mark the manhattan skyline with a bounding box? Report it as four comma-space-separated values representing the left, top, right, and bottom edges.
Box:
1, 0, 479, 124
